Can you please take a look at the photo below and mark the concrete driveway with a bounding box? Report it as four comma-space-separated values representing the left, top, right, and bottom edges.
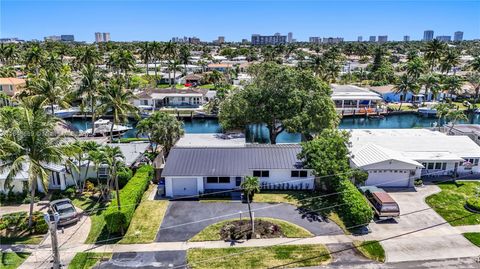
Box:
156, 201, 343, 242
366, 185, 480, 262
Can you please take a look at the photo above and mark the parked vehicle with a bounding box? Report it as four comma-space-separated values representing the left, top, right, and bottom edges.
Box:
49, 198, 79, 226
361, 187, 400, 220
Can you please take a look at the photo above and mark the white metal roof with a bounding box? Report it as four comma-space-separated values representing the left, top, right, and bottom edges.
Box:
331, 84, 382, 101
351, 143, 423, 168
349, 129, 480, 159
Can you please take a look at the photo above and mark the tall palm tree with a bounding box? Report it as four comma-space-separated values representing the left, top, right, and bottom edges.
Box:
29, 69, 71, 114
393, 75, 417, 110
405, 57, 426, 81
0, 101, 75, 227
424, 39, 446, 71
168, 60, 181, 87
241, 176, 260, 236
42, 52, 63, 73
466, 72, 480, 103
78, 64, 103, 134
433, 103, 451, 127
102, 146, 125, 211
469, 56, 480, 72
179, 45, 191, 74
1, 44, 19, 65
419, 73, 440, 103
151, 41, 162, 79
75, 46, 101, 69
24, 44, 44, 75
442, 75, 463, 100
97, 81, 139, 142
139, 42, 153, 76
0, 66, 17, 77
446, 110, 468, 133
81, 141, 100, 191
440, 48, 461, 75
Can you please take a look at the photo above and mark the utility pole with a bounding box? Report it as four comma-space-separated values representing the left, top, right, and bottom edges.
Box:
44, 212, 61, 269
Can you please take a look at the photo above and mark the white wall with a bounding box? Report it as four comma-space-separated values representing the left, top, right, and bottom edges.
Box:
252, 169, 315, 190
0, 179, 25, 193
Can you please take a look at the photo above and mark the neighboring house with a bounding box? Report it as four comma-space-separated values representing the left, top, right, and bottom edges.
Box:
0, 142, 149, 193
183, 74, 203, 85
159, 72, 183, 85
444, 124, 480, 146
331, 84, 385, 115
368, 85, 463, 103
207, 63, 233, 72
0, 77, 26, 104
133, 88, 210, 109
162, 143, 314, 197
349, 129, 480, 187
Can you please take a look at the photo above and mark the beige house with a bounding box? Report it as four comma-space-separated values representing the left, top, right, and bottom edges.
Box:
0, 77, 26, 98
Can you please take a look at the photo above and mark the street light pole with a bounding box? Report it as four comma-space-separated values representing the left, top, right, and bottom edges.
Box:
44, 213, 61, 269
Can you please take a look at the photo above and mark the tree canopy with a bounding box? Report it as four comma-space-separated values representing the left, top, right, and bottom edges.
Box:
219, 62, 338, 143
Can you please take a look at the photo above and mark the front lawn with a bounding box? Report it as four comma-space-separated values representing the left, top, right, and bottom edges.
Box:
189, 217, 313, 242
425, 181, 480, 226
353, 240, 385, 262
68, 252, 112, 269
119, 200, 168, 244
71, 194, 112, 244
252, 191, 309, 206
0, 252, 30, 269
464, 233, 480, 247
187, 244, 331, 269
0, 211, 47, 245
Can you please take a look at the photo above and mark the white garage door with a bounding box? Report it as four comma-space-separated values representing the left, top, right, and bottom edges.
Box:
172, 178, 198, 196
366, 172, 410, 187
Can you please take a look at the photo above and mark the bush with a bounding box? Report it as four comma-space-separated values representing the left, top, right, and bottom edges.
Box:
466, 197, 480, 212
50, 186, 76, 201
104, 165, 153, 234
414, 179, 423, 187
0, 211, 48, 235
117, 168, 133, 189
337, 179, 373, 229
85, 180, 95, 192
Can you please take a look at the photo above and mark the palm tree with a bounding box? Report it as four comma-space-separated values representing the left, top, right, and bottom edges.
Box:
446, 110, 468, 133
419, 73, 440, 104
78, 64, 103, 134
102, 146, 125, 212
97, 81, 139, 142
42, 52, 63, 73
405, 57, 426, 81
29, 69, 71, 114
151, 41, 162, 79
139, 42, 153, 76
393, 75, 417, 110
0, 66, 17, 77
24, 44, 44, 75
168, 60, 182, 87
0, 101, 75, 227
89, 148, 106, 188
424, 39, 446, 71
466, 72, 480, 103
116, 50, 136, 83
81, 141, 100, 191
433, 103, 451, 127
469, 56, 480, 72
136, 111, 184, 154
75, 46, 101, 69
440, 48, 461, 75
179, 45, 191, 74
442, 75, 463, 100
241, 176, 260, 236
1, 44, 19, 65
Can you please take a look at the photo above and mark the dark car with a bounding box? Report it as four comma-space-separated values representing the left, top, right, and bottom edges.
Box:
49, 198, 79, 226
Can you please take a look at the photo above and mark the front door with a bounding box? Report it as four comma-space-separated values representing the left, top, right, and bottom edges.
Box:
235, 177, 242, 187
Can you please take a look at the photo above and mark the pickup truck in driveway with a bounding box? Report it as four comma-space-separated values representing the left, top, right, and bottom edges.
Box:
359, 186, 400, 220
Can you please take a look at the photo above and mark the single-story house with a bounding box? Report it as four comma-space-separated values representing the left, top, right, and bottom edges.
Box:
183, 74, 203, 85
207, 63, 233, 72
159, 72, 183, 85
445, 124, 480, 146
331, 84, 385, 115
0, 77, 26, 105
0, 142, 149, 193
133, 88, 211, 109
349, 129, 480, 187
162, 144, 314, 197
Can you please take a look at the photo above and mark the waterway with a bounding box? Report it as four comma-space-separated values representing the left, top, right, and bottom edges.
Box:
68, 112, 480, 143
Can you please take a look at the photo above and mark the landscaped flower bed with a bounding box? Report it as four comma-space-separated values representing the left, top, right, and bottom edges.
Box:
0, 211, 48, 244
220, 219, 284, 240
466, 197, 480, 212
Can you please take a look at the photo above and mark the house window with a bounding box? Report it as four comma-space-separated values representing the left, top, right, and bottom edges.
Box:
98, 167, 109, 176
442, 163, 447, 170
253, 170, 269, 177
206, 177, 230, 184
142, 100, 148, 105
435, 163, 442, 170
427, 163, 434, 169
291, 170, 308, 178
475, 159, 479, 166
422, 163, 427, 168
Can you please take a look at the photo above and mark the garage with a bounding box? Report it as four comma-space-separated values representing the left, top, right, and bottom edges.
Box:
172, 178, 198, 196
365, 170, 412, 187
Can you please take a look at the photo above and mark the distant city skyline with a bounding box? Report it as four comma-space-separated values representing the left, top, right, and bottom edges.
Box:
1, 0, 479, 42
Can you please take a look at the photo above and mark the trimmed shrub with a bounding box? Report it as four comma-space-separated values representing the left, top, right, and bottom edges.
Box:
104, 165, 153, 234
337, 179, 373, 229
466, 197, 480, 212
117, 168, 133, 189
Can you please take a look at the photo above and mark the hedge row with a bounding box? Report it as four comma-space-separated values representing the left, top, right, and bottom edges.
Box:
466, 197, 480, 212
337, 179, 373, 228
104, 165, 153, 234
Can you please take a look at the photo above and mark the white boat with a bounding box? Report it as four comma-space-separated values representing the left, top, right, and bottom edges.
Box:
45, 105, 82, 118
80, 119, 132, 137
474, 108, 480, 114
418, 107, 437, 116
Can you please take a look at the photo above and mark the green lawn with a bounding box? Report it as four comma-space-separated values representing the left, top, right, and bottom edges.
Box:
189, 217, 313, 242
252, 191, 307, 206
68, 252, 112, 269
0, 211, 48, 245
119, 200, 168, 244
353, 240, 385, 262
0, 252, 30, 269
425, 181, 480, 226
71, 194, 113, 244
0, 234, 45, 245
187, 244, 331, 269
464, 233, 480, 247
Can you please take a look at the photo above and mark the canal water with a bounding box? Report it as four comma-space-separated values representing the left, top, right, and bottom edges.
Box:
68, 112, 480, 143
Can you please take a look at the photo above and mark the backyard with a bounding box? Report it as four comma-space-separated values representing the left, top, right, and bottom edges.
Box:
425, 181, 480, 226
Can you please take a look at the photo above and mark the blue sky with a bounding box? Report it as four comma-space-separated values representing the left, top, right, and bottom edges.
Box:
1, 0, 479, 42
